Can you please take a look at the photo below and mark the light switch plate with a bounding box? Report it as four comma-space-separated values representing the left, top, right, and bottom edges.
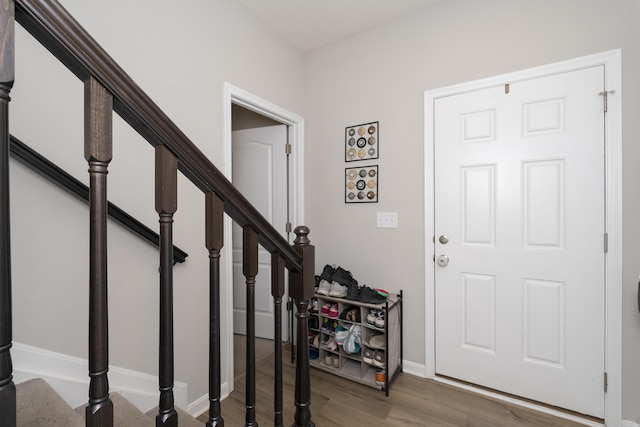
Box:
377, 212, 398, 228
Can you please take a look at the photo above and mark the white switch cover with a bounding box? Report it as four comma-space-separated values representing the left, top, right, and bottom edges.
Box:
377, 212, 398, 228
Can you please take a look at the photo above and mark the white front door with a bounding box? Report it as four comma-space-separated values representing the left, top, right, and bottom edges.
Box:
434, 66, 605, 417
232, 124, 289, 340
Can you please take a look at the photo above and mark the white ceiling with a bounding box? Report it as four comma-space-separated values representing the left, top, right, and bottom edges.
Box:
237, 0, 445, 52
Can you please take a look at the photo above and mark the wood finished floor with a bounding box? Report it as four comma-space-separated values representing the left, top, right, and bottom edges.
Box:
198, 345, 591, 427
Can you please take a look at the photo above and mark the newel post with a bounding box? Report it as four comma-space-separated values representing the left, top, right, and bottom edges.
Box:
0, 2, 14, 426
289, 226, 315, 427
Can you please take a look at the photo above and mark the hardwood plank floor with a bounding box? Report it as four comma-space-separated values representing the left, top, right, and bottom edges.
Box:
198, 346, 593, 426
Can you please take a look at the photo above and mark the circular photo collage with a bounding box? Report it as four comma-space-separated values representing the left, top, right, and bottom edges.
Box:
345, 165, 378, 203
345, 121, 379, 162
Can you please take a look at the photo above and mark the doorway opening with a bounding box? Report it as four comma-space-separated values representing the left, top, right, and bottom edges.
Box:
223, 83, 305, 395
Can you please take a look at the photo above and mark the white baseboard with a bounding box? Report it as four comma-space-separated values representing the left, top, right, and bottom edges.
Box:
401, 359, 427, 378
12, 342, 188, 413
186, 385, 230, 418
623, 421, 639, 427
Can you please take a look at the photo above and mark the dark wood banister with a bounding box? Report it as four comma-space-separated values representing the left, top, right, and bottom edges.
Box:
14, 0, 302, 272
8, 135, 189, 264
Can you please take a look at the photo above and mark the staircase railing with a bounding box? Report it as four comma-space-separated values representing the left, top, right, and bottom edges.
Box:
0, 1, 315, 426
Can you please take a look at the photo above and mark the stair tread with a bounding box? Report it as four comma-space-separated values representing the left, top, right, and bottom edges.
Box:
75, 391, 154, 427
16, 378, 84, 427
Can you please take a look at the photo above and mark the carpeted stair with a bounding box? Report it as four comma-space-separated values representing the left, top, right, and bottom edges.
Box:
16, 378, 201, 426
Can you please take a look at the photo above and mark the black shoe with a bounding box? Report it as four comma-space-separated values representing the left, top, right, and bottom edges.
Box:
332, 266, 358, 287
319, 264, 336, 282
345, 282, 362, 301
359, 286, 386, 304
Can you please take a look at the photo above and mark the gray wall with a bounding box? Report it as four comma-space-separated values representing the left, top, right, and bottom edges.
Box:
9, 0, 304, 406
303, 0, 640, 421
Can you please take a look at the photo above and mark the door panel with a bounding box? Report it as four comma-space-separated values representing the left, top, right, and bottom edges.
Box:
434, 66, 605, 417
232, 124, 288, 340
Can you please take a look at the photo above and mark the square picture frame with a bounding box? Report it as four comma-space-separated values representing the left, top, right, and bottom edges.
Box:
345, 165, 378, 203
345, 121, 379, 162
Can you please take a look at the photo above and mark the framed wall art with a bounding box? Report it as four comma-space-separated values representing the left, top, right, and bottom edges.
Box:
345, 165, 378, 203
345, 121, 379, 162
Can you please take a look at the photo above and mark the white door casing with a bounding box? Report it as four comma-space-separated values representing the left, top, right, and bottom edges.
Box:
424, 50, 622, 425
232, 125, 288, 340
223, 82, 305, 392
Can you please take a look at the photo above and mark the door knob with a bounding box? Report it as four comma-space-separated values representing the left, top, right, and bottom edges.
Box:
437, 254, 449, 267
439, 235, 449, 244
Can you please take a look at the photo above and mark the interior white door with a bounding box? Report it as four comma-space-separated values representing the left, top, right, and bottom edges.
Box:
232, 124, 289, 340
434, 66, 606, 417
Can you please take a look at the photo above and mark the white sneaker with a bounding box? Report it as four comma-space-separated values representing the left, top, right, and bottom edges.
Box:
316, 279, 331, 295
328, 281, 348, 298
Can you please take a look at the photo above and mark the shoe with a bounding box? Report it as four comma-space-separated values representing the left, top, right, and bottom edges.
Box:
309, 347, 319, 360
345, 282, 362, 300
333, 355, 340, 368
374, 311, 385, 329
321, 317, 336, 334
334, 324, 348, 344
324, 354, 333, 365
332, 266, 358, 288
359, 286, 386, 304
363, 348, 374, 364
328, 303, 339, 318
366, 309, 378, 325
373, 349, 385, 368
309, 297, 318, 313
343, 325, 362, 354
322, 336, 337, 351
308, 316, 319, 330
319, 264, 336, 283
368, 333, 385, 349
321, 303, 331, 315
375, 369, 386, 386
317, 279, 331, 296
339, 306, 361, 323
328, 282, 348, 298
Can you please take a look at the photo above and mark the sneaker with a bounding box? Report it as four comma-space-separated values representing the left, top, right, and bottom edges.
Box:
359, 286, 386, 304
328, 303, 339, 318
345, 282, 362, 301
340, 306, 361, 323
373, 349, 385, 368
343, 325, 362, 354
334, 324, 349, 344
374, 311, 385, 329
321, 303, 331, 315
332, 266, 358, 287
363, 348, 374, 364
321, 317, 336, 334
375, 369, 386, 386
319, 264, 336, 282
308, 316, 319, 330
316, 279, 331, 296
328, 282, 348, 298
366, 309, 378, 326
324, 354, 333, 365
322, 336, 337, 351
309, 297, 318, 313
333, 355, 340, 368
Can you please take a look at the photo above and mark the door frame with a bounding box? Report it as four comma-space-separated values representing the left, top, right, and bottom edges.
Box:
223, 82, 305, 394
423, 50, 622, 425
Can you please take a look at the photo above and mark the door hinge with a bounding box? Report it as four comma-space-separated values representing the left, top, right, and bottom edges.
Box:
604, 233, 609, 253
285, 143, 292, 156
599, 90, 615, 113
604, 372, 608, 393
286, 222, 292, 233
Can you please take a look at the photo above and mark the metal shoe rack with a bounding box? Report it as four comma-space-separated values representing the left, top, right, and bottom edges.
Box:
308, 290, 403, 396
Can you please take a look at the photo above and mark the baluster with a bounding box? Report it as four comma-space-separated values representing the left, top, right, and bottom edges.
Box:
205, 192, 224, 427
271, 254, 285, 427
0, 2, 14, 426
243, 226, 258, 427
155, 145, 178, 427
85, 77, 114, 427
290, 226, 315, 427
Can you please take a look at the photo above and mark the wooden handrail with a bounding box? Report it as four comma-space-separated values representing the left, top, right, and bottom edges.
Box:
14, 0, 302, 272
9, 135, 189, 264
